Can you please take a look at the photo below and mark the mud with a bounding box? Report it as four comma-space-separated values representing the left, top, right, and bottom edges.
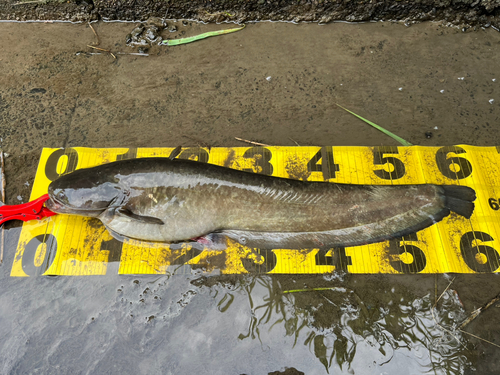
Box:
1, 20, 500, 374
1, 0, 500, 30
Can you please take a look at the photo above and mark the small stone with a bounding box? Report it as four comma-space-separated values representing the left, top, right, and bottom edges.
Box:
144, 26, 160, 42
146, 17, 167, 28
130, 25, 145, 38
425, 131, 433, 139
489, 99, 495, 104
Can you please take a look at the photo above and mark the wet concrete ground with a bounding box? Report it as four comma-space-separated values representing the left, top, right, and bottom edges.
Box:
0, 20, 500, 374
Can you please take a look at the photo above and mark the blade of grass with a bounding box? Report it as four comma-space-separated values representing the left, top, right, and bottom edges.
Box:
162, 25, 245, 46
336, 104, 413, 146
283, 287, 346, 293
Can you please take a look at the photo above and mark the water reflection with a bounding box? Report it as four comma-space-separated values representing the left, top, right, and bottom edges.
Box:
199, 275, 474, 374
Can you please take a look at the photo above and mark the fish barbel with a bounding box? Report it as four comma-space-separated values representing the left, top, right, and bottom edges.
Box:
45, 157, 476, 249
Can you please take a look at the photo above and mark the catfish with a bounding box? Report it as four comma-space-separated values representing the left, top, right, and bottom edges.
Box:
45, 155, 476, 249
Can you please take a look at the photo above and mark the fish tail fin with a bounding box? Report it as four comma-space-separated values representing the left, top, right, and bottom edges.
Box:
441, 185, 476, 219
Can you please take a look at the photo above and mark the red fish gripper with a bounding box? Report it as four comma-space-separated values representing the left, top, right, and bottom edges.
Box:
0, 194, 57, 226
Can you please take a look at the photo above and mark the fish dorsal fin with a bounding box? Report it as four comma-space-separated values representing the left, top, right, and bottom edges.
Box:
116, 207, 164, 225
168, 146, 182, 160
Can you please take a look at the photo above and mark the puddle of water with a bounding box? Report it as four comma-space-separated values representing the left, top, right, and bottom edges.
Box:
196, 276, 474, 374
0, 254, 482, 375
0, 227, 485, 374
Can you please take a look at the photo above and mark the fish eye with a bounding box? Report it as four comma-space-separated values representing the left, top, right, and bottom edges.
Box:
55, 190, 67, 202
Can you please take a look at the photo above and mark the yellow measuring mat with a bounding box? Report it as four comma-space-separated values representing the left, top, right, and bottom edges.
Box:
10, 146, 500, 277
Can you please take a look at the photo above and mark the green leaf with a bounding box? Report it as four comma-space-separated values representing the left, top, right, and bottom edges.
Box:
336, 104, 413, 146
162, 25, 245, 46
283, 287, 345, 293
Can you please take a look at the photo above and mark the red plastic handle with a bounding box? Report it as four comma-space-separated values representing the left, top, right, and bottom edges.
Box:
0, 194, 57, 225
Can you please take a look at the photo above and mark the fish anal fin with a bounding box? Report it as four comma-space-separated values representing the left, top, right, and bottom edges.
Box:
191, 233, 228, 251
105, 227, 128, 243
116, 207, 164, 225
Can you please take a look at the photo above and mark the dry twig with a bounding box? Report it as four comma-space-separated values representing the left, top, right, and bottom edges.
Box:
459, 292, 500, 330
459, 329, 500, 349
86, 45, 116, 59
234, 137, 270, 147
434, 277, 456, 307
88, 22, 100, 46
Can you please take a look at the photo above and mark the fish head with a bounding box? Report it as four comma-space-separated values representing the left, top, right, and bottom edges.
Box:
46, 168, 123, 217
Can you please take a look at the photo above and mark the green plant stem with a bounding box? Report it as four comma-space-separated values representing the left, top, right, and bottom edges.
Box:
162, 25, 245, 46
336, 104, 413, 146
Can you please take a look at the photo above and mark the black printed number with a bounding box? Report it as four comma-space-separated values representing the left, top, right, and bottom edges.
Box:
116, 148, 138, 161
488, 198, 500, 211
315, 248, 334, 266
373, 146, 406, 180
167, 243, 204, 265
460, 231, 500, 272
241, 249, 277, 273
22, 234, 58, 276
388, 234, 426, 273
44, 148, 79, 181
99, 238, 124, 275
307, 147, 340, 180
315, 247, 352, 272
242, 147, 273, 175
178, 147, 209, 163
435, 146, 473, 180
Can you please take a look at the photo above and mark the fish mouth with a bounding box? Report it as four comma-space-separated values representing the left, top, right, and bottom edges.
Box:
45, 197, 105, 217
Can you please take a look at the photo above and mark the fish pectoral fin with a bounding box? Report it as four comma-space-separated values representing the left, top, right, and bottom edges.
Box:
116, 207, 165, 225
168, 146, 182, 160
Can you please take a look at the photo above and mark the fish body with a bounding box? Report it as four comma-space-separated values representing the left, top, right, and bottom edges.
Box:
46, 157, 476, 249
